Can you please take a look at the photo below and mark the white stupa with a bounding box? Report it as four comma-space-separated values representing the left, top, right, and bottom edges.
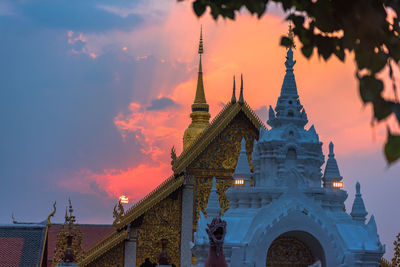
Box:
192, 47, 384, 267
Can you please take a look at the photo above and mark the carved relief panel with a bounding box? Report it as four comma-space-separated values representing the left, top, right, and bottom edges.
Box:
189, 112, 259, 224
87, 242, 124, 267
135, 190, 182, 267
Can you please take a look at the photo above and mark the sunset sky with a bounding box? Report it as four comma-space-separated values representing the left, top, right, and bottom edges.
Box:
1, 0, 399, 259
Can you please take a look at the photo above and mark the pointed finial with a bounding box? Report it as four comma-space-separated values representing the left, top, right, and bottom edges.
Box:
288, 22, 296, 49
351, 181, 368, 223
231, 75, 236, 103
47, 201, 57, 226
238, 74, 244, 104
329, 141, 334, 157
198, 25, 203, 55
205, 177, 221, 218
233, 138, 252, 186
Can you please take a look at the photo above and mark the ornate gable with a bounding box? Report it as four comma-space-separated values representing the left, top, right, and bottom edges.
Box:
79, 102, 264, 266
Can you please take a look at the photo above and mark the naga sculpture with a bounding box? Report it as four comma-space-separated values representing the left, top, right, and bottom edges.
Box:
205, 217, 228, 267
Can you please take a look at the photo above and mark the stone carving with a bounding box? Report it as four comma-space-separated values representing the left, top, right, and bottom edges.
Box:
205, 217, 228, 267
136, 191, 182, 267
158, 238, 171, 265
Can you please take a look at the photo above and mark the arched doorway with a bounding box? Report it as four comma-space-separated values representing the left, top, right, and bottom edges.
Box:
266, 231, 325, 267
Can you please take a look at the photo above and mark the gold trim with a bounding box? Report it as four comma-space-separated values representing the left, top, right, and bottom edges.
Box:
79, 101, 264, 264
79, 229, 128, 266
380, 258, 393, 267
39, 225, 49, 267
173, 101, 264, 174
120, 175, 184, 228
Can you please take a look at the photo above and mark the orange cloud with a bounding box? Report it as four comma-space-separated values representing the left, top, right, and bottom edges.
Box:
62, 1, 399, 201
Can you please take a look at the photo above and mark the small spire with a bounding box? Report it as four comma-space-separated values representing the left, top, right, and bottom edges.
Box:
323, 141, 342, 179
233, 138, 252, 186
238, 74, 244, 104
198, 25, 203, 55
351, 182, 368, 224
192, 26, 208, 109
205, 177, 221, 218
231, 75, 236, 103
288, 22, 296, 49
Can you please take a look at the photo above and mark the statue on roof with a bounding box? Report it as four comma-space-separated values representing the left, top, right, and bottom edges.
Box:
113, 199, 125, 228
53, 199, 83, 266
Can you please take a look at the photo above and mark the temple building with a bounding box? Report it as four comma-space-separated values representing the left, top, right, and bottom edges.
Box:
192, 47, 385, 266
0, 201, 113, 267
76, 29, 385, 267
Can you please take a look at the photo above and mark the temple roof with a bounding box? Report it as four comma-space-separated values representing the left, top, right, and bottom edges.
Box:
48, 224, 113, 267
175, 101, 264, 174
0, 223, 47, 266
80, 98, 264, 266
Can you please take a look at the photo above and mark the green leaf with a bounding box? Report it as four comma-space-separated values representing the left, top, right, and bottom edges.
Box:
384, 130, 400, 165
301, 45, 313, 58
373, 97, 393, 121
193, 0, 206, 17
334, 46, 345, 61
358, 75, 384, 103
393, 103, 400, 123
280, 36, 293, 48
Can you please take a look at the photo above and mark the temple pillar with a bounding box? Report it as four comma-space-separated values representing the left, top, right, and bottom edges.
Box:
180, 174, 194, 267
124, 228, 137, 267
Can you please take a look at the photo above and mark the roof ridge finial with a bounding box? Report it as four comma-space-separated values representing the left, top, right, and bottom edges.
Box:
238, 74, 244, 104
351, 181, 368, 223
231, 75, 236, 103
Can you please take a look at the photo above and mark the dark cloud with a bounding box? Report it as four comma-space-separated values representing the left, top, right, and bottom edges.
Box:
11, 0, 143, 32
147, 97, 180, 111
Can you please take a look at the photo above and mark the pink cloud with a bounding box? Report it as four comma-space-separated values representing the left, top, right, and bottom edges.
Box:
61, 1, 399, 202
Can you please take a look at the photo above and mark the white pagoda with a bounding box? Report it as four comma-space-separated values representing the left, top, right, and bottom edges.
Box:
192, 47, 385, 267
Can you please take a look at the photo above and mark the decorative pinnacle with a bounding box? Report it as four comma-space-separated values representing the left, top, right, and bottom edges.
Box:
238, 74, 244, 104
329, 141, 334, 157
231, 75, 236, 103
198, 25, 203, 55
288, 22, 296, 49
356, 181, 361, 194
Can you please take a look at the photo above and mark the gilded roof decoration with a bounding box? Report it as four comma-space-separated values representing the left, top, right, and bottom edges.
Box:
174, 101, 264, 174
80, 100, 264, 264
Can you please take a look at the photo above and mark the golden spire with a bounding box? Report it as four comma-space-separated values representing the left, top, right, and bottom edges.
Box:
231, 75, 236, 103
183, 26, 211, 151
238, 74, 244, 104
192, 25, 208, 111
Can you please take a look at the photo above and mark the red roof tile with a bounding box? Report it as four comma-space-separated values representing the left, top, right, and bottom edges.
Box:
0, 237, 24, 266
47, 224, 113, 266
